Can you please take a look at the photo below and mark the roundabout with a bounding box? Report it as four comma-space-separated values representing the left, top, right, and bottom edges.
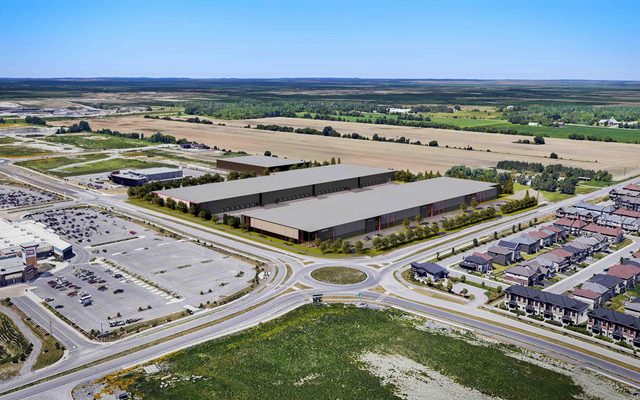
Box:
309, 266, 368, 285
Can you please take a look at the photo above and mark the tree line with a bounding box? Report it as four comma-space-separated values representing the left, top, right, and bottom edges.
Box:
444, 165, 514, 194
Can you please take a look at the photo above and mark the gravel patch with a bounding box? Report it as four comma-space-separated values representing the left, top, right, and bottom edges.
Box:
358, 352, 501, 400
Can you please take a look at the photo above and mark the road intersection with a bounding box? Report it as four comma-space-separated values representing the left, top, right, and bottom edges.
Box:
0, 161, 638, 399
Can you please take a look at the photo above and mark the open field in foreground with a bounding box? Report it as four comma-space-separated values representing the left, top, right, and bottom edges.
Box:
57, 116, 640, 179
83, 305, 630, 400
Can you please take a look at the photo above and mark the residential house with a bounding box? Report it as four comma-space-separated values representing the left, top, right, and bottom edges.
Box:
572, 288, 604, 308
528, 230, 554, 247
567, 238, 596, 256
554, 217, 587, 234
543, 225, 567, 242
582, 274, 625, 301
505, 285, 589, 325
582, 223, 624, 243
562, 244, 588, 263
487, 246, 516, 266
574, 235, 605, 254
606, 264, 640, 288
410, 262, 449, 282
460, 252, 493, 274
622, 183, 640, 193
503, 265, 544, 286
512, 234, 540, 254
498, 239, 522, 254
539, 248, 573, 271
588, 308, 640, 346
618, 195, 640, 212
613, 208, 640, 219
524, 259, 555, 276
625, 298, 640, 317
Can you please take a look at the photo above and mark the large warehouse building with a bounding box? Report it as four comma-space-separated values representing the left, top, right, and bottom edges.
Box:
217, 155, 305, 175
241, 177, 499, 242
154, 164, 395, 214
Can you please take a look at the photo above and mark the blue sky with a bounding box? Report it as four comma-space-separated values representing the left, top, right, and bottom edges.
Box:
1, 0, 638, 79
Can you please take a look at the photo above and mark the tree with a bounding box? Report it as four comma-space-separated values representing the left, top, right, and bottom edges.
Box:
473, 238, 479, 247
533, 135, 545, 145
354, 241, 364, 254
403, 218, 410, 229
414, 214, 422, 226
446, 281, 454, 292
428, 140, 439, 147
550, 152, 559, 159
341, 241, 351, 254
264, 150, 272, 156
470, 198, 478, 209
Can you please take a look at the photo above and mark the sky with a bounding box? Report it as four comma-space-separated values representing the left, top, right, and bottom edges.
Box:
1, 0, 638, 80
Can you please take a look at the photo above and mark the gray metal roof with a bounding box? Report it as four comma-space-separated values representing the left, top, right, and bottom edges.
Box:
243, 177, 497, 232
0, 255, 25, 274
221, 155, 304, 168
155, 164, 393, 204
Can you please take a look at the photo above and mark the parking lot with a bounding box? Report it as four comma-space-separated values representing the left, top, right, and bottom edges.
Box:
0, 184, 60, 209
28, 206, 256, 334
33, 261, 177, 333
27, 207, 138, 246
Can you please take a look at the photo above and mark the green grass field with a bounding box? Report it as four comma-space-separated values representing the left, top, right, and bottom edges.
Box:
310, 267, 367, 284
429, 116, 507, 128
55, 158, 172, 177
43, 134, 149, 150
0, 145, 51, 158
0, 137, 17, 144
107, 305, 583, 400
15, 153, 109, 174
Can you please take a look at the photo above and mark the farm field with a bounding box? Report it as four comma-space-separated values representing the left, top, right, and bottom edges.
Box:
64, 116, 640, 179
89, 305, 601, 400
42, 134, 149, 150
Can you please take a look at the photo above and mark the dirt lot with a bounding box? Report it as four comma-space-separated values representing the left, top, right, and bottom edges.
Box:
53, 116, 640, 179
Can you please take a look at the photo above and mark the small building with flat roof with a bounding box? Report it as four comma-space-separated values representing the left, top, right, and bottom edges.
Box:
154, 164, 395, 214
109, 167, 183, 187
217, 155, 305, 175
241, 177, 499, 242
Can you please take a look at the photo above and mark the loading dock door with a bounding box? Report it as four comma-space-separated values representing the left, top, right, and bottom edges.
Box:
365, 217, 378, 233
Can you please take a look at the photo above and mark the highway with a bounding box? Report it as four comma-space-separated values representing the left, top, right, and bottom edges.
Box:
0, 161, 639, 399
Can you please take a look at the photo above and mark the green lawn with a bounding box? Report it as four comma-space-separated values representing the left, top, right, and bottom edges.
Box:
541, 191, 573, 202
55, 158, 173, 177
43, 134, 149, 150
15, 153, 109, 174
0, 145, 51, 158
490, 123, 640, 143
310, 267, 367, 284
0, 137, 16, 144
104, 305, 583, 400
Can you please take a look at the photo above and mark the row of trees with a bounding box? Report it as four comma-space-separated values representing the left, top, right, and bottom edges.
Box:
128, 173, 225, 199
498, 160, 612, 182
25, 115, 46, 125
316, 238, 365, 254
441, 207, 497, 231
502, 104, 640, 127
372, 221, 440, 250
500, 191, 538, 214
56, 120, 91, 134
444, 165, 514, 194
568, 133, 616, 142
394, 170, 442, 182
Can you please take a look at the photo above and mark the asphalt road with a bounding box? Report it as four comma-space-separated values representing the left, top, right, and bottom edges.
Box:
0, 160, 639, 399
